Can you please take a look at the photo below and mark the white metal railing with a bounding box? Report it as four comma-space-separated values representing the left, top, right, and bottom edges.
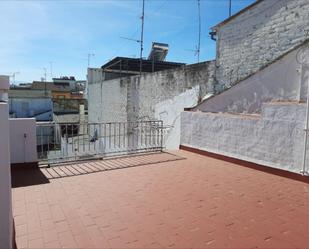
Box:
36, 120, 164, 165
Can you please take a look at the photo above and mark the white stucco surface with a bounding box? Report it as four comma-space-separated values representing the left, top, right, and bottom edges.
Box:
181, 102, 307, 174
155, 86, 199, 149
0, 75, 9, 101
88, 61, 215, 149
10, 118, 38, 164
9, 98, 53, 121
194, 46, 307, 114
0, 103, 13, 249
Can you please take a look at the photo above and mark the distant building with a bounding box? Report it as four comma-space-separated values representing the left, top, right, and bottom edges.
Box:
9, 76, 87, 122
32, 76, 85, 100
9, 89, 53, 121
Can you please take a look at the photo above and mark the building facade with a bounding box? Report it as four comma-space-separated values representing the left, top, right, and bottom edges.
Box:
88, 61, 215, 149
212, 0, 309, 91
9, 89, 53, 121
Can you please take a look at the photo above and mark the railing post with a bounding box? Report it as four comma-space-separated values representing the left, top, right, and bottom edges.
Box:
160, 120, 163, 152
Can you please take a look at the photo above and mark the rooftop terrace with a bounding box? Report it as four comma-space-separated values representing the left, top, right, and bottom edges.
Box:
12, 150, 309, 249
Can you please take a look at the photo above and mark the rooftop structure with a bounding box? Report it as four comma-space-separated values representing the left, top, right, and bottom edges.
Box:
100, 56, 185, 80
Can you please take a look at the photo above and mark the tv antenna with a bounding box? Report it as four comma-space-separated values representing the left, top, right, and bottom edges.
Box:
9, 72, 20, 85
49, 61, 53, 79
185, 0, 201, 63
140, 0, 145, 74
120, 36, 141, 43
229, 0, 232, 17
119, 0, 145, 74
197, 0, 201, 62
88, 53, 95, 68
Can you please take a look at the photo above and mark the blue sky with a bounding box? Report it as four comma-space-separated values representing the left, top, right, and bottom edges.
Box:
0, 0, 255, 83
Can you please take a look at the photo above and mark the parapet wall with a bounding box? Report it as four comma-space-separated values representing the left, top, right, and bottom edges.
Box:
181, 102, 307, 173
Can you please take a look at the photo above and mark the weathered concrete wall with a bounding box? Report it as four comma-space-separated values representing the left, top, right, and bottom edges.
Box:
88, 70, 128, 124
214, 0, 309, 91
194, 45, 308, 113
88, 61, 215, 149
155, 86, 200, 148
181, 102, 307, 173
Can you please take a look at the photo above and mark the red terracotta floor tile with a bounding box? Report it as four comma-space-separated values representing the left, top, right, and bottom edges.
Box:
12, 151, 309, 249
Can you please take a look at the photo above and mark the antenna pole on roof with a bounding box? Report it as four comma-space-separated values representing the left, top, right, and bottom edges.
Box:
88, 53, 95, 68
229, 0, 232, 17
140, 0, 145, 75
49, 61, 53, 80
197, 0, 201, 63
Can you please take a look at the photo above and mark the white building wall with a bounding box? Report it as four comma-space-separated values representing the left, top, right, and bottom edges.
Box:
88, 77, 128, 124
155, 86, 200, 149
10, 118, 38, 165
0, 75, 9, 101
214, 0, 309, 91
181, 102, 307, 173
88, 61, 215, 149
9, 98, 53, 121
194, 45, 307, 114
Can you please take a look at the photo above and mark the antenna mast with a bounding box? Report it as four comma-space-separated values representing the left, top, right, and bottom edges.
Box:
229, 0, 232, 17
140, 0, 145, 74
49, 61, 53, 80
197, 0, 201, 63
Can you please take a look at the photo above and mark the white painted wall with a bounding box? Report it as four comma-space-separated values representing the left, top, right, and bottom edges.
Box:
0, 75, 9, 101
10, 118, 38, 164
194, 45, 307, 114
88, 62, 215, 149
0, 103, 13, 249
155, 86, 200, 149
181, 102, 307, 173
9, 98, 53, 121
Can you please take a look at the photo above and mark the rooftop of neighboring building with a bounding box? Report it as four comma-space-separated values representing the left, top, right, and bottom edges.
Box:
101, 56, 185, 74
9, 89, 52, 98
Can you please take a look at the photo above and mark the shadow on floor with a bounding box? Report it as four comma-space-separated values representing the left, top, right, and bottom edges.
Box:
10, 152, 186, 185
40, 151, 186, 180
11, 168, 50, 188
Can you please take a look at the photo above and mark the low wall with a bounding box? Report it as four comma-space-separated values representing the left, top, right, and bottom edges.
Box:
10, 118, 38, 165
181, 102, 307, 173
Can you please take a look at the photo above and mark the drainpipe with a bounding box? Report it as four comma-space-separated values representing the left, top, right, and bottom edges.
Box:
301, 76, 309, 176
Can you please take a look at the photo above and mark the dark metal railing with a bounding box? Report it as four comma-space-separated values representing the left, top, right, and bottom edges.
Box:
36, 120, 164, 165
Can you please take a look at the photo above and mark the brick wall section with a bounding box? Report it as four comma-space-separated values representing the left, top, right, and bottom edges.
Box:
214, 0, 309, 91
181, 102, 306, 173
